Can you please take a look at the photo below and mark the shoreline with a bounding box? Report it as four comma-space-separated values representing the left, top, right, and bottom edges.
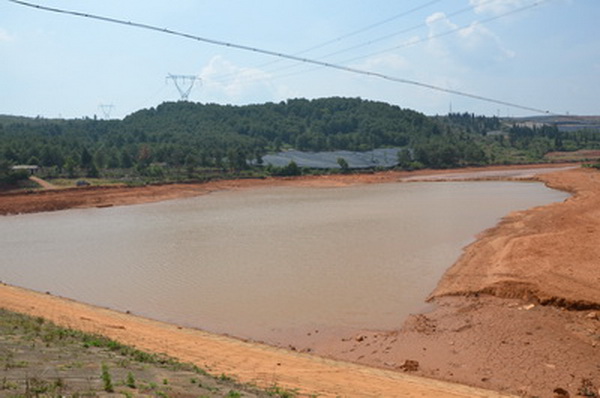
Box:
0, 163, 598, 396
307, 167, 599, 397
0, 163, 577, 216
0, 283, 512, 398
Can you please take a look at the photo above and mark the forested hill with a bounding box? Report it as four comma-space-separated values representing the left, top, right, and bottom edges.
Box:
0, 97, 481, 178
124, 97, 432, 153
1, 97, 599, 184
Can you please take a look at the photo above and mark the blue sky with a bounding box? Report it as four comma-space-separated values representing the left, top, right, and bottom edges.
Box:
1, 0, 598, 119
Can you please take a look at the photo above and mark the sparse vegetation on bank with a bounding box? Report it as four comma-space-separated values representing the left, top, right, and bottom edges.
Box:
0, 308, 294, 397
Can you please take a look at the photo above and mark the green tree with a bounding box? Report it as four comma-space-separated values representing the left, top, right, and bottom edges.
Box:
227, 147, 247, 171
81, 148, 93, 169
87, 162, 100, 178
185, 153, 197, 177
397, 148, 413, 170
137, 145, 152, 168
274, 160, 301, 176
0, 160, 28, 186
337, 157, 350, 173
120, 150, 133, 169
63, 156, 78, 178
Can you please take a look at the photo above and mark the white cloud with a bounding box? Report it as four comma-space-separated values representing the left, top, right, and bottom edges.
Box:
425, 12, 515, 65
199, 56, 288, 103
358, 53, 409, 72
0, 28, 13, 42
426, 12, 454, 39
469, 0, 528, 15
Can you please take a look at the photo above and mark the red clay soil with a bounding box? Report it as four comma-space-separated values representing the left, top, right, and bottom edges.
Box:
431, 167, 600, 308
0, 163, 577, 216
0, 283, 514, 398
254, 167, 599, 398
297, 167, 600, 398
1, 163, 599, 397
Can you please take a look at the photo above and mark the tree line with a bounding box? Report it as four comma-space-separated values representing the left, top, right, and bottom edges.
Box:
0, 98, 598, 185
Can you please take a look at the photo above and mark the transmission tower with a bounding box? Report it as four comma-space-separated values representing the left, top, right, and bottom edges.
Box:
166, 74, 201, 101
99, 104, 114, 119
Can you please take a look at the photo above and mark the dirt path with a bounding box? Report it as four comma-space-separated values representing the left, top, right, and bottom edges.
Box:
28, 175, 57, 189
0, 284, 513, 398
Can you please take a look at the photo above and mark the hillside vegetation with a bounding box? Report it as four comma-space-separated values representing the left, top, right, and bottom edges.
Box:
1, 97, 598, 186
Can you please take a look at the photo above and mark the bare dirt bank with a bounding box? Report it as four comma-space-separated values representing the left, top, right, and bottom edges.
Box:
431, 167, 600, 308
299, 167, 599, 397
0, 284, 511, 398
1, 163, 598, 397
0, 163, 576, 215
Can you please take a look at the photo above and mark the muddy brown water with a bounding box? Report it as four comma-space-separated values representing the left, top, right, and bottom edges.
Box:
0, 181, 568, 343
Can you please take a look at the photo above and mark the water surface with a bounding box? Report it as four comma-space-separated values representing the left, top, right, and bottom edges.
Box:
0, 181, 568, 341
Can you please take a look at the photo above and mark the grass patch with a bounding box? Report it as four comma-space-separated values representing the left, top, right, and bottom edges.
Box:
0, 308, 293, 397
101, 363, 114, 392
48, 177, 123, 187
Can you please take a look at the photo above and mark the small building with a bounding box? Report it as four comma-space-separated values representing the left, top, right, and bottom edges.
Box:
11, 165, 39, 175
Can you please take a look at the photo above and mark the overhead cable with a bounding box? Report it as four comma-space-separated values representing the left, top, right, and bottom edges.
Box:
340, 0, 547, 65
296, 0, 443, 56
209, 0, 443, 83
7, 0, 551, 114
215, 0, 543, 88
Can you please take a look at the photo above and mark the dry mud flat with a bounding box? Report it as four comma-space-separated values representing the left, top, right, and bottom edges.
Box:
0, 164, 599, 397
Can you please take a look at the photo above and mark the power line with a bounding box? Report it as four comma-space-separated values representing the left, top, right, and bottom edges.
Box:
340, 0, 548, 66
304, 1, 486, 63
210, 0, 533, 88
245, 0, 539, 84
7, 0, 551, 115
296, 0, 443, 57
203, 0, 507, 94
207, 0, 443, 84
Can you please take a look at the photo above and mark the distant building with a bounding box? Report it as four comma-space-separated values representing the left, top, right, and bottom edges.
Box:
11, 165, 39, 175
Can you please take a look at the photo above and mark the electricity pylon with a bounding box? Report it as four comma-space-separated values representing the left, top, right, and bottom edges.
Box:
99, 104, 114, 119
166, 74, 201, 101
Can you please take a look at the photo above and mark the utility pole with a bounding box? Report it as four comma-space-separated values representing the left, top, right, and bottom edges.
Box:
166, 74, 201, 101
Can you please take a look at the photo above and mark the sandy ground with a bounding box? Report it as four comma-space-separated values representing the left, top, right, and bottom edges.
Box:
0, 284, 512, 398
1, 163, 599, 397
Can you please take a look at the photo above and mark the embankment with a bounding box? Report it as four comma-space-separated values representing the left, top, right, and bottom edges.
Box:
303, 167, 599, 397
430, 167, 600, 308
0, 163, 598, 397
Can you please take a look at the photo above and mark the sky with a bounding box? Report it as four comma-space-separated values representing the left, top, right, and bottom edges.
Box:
1, 0, 598, 119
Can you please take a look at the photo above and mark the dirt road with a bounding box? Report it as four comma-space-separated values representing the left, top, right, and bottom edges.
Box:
28, 175, 57, 189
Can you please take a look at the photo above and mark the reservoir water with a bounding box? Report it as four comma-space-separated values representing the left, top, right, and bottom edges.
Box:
0, 181, 568, 341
